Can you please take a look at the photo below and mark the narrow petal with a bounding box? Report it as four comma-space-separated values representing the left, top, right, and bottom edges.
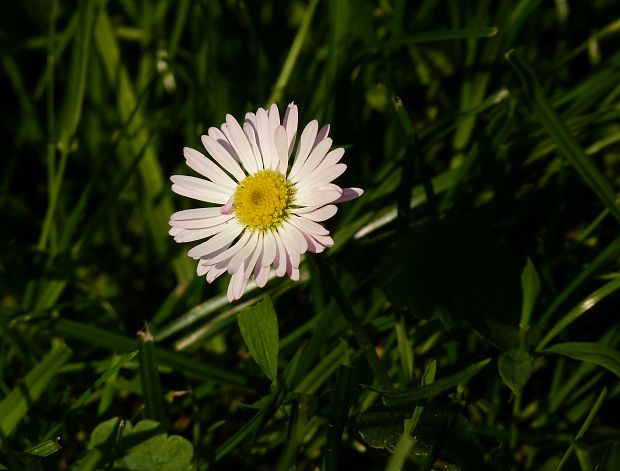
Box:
309, 148, 345, 175
255, 107, 275, 170
244, 240, 263, 279
254, 265, 271, 287
294, 187, 342, 207
169, 213, 234, 230
243, 122, 264, 171
273, 234, 287, 277
187, 222, 244, 259
280, 221, 308, 254
205, 230, 252, 265
171, 175, 230, 204
283, 103, 298, 156
274, 125, 289, 175
206, 266, 227, 283
170, 207, 222, 221
227, 268, 247, 302
183, 147, 237, 190
201, 134, 246, 181
297, 163, 347, 190
226, 114, 257, 174
262, 230, 277, 267
293, 205, 338, 221
290, 215, 330, 236
291, 138, 333, 183
289, 119, 318, 178
333, 187, 364, 203
228, 232, 260, 274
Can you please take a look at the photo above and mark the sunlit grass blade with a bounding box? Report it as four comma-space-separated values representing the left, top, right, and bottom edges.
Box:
537, 277, 620, 351
0, 345, 72, 436
506, 49, 620, 224
24, 438, 62, 458
541, 235, 620, 323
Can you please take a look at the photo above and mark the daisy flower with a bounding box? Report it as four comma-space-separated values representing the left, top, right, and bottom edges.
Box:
169, 103, 363, 301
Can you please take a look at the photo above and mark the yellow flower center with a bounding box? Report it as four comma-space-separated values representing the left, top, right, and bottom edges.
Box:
233, 170, 294, 231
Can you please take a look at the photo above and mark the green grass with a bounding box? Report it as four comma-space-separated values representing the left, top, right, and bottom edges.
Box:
2, 0, 620, 469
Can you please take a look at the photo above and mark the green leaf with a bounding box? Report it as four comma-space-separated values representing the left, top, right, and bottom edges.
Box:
88, 418, 194, 470
520, 257, 540, 328
498, 349, 533, 395
238, 296, 279, 383
545, 342, 620, 378
0, 344, 72, 436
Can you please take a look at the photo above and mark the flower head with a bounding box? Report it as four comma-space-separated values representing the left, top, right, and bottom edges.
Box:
169, 103, 363, 301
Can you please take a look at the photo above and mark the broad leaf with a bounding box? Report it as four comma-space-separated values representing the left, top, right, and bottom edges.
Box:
238, 296, 279, 383
498, 348, 532, 394
89, 418, 194, 470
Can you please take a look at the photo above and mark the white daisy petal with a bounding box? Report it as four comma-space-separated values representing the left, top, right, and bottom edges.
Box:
333, 187, 364, 203
293, 205, 337, 221
187, 222, 243, 259
169, 213, 233, 230
183, 147, 237, 190
283, 103, 298, 156
171, 175, 230, 204
170, 207, 222, 221
294, 187, 342, 207
173, 223, 234, 243
289, 119, 318, 179
254, 265, 271, 288
291, 138, 333, 183
314, 124, 330, 149
243, 122, 264, 171
200, 134, 246, 181
262, 230, 277, 267
290, 215, 330, 236
309, 148, 345, 175
300, 163, 347, 189
205, 230, 252, 266
273, 234, 287, 277
274, 125, 289, 175
206, 266, 227, 283
228, 232, 260, 274
226, 114, 257, 174
255, 107, 275, 170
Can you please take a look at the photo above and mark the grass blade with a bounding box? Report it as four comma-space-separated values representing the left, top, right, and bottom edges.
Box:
138, 328, 166, 424
0, 345, 72, 436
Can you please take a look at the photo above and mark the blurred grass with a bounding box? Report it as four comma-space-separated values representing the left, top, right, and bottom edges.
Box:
1, 0, 620, 469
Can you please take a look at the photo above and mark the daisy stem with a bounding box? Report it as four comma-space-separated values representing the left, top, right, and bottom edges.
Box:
315, 256, 394, 391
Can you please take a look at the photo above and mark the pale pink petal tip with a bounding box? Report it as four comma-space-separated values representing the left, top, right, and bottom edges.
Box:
334, 187, 364, 204
221, 196, 234, 215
